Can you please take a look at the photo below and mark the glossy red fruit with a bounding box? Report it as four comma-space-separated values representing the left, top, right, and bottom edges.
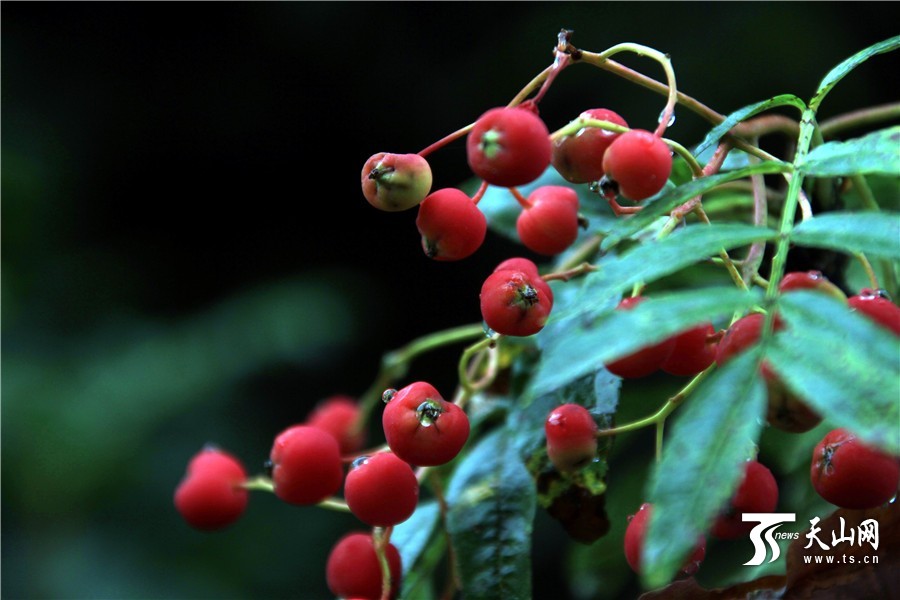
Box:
602, 129, 672, 201
811, 428, 900, 509
604, 297, 675, 378
778, 270, 847, 302
480, 267, 554, 336
848, 289, 900, 336
516, 185, 580, 256
307, 395, 366, 455
361, 152, 433, 212
624, 503, 706, 576
494, 257, 540, 277
466, 105, 551, 187
715, 313, 822, 433
711, 460, 779, 539
551, 108, 628, 183
269, 425, 344, 505
545, 404, 599, 472
416, 188, 487, 261
174, 446, 249, 531
345, 452, 419, 527
660, 322, 718, 377
326, 532, 402, 600
382, 382, 470, 467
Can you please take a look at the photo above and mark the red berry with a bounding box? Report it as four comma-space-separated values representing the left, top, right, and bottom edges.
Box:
604, 297, 675, 378
345, 452, 419, 527
494, 257, 540, 277
624, 503, 706, 576
516, 185, 580, 256
269, 425, 344, 505
382, 382, 470, 467
307, 395, 366, 455
602, 129, 672, 201
174, 446, 249, 531
551, 108, 628, 183
466, 105, 551, 187
811, 428, 900, 509
416, 188, 487, 261
361, 152, 433, 212
711, 460, 779, 539
479, 267, 553, 337
848, 289, 900, 336
545, 404, 599, 472
715, 312, 822, 433
660, 322, 718, 377
326, 532, 402, 600
778, 270, 847, 303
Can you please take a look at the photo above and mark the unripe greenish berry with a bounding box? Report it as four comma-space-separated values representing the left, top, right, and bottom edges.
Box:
361, 152, 433, 212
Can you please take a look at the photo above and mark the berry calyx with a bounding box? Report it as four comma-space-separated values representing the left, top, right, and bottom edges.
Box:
624, 503, 706, 577
544, 403, 599, 472
306, 395, 366, 455
344, 452, 419, 527
174, 446, 249, 531
660, 322, 718, 377
515, 185, 581, 256
326, 532, 402, 600
551, 108, 628, 183
810, 428, 900, 509
601, 129, 672, 201
382, 381, 470, 466
361, 152, 433, 212
416, 188, 487, 261
466, 106, 552, 187
778, 270, 847, 303
848, 288, 900, 336
269, 425, 344, 505
711, 460, 779, 539
480, 266, 554, 336
604, 296, 675, 378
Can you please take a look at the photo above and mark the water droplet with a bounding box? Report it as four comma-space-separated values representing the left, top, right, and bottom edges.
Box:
382, 389, 397, 404
657, 109, 676, 127
416, 400, 443, 427
263, 459, 274, 478
350, 456, 370, 470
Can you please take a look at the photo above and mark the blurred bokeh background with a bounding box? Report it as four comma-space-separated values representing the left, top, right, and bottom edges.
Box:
3, 3, 898, 599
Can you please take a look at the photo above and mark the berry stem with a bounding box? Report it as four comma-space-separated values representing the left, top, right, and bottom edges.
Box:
589, 43, 678, 138
458, 336, 498, 398
854, 252, 881, 290
509, 187, 533, 209
542, 262, 598, 283
471, 180, 489, 205
418, 123, 475, 158
372, 527, 394, 600
550, 117, 629, 142
241, 475, 275, 492
819, 101, 900, 137
353, 324, 487, 436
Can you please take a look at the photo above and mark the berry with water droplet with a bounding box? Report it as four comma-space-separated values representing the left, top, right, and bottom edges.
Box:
344, 452, 419, 527
480, 265, 553, 336
848, 288, 900, 336
811, 428, 900, 509
382, 381, 469, 466
778, 270, 847, 303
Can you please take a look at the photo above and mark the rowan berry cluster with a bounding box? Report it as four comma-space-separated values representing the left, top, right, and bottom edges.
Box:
175, 29, 900, 598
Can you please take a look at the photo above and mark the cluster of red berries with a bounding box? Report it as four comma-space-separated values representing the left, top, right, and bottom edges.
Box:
362, 103, 674, 263
175, 385, 471, 598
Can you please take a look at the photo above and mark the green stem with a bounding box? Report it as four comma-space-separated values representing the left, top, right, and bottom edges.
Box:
819, 101, 900, 137
373, 527, 394, 600
241, 476, 274, 493
458, 337, 496, 397
353, 324, 486, 435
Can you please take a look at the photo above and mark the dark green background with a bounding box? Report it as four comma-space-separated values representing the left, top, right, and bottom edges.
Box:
3, 3, 897, 599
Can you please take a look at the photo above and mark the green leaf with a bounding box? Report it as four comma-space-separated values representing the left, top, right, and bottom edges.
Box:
602, 162, 790, 249
694, 95, 807, 158
799, 127, 900, 177
765, 291, 900, 454
531, 287, 763, 397
789, 211, 900, 259
810, 35, 900, 111
562, 223, 774, 320
643, 349, 767, 589
445, 429, 536, 600
393, 501, 443, 599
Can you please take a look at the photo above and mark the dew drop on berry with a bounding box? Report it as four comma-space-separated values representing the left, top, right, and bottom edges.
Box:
382, 389, 397, 404
416, 400, 442, 427
350, 455, 370, 470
